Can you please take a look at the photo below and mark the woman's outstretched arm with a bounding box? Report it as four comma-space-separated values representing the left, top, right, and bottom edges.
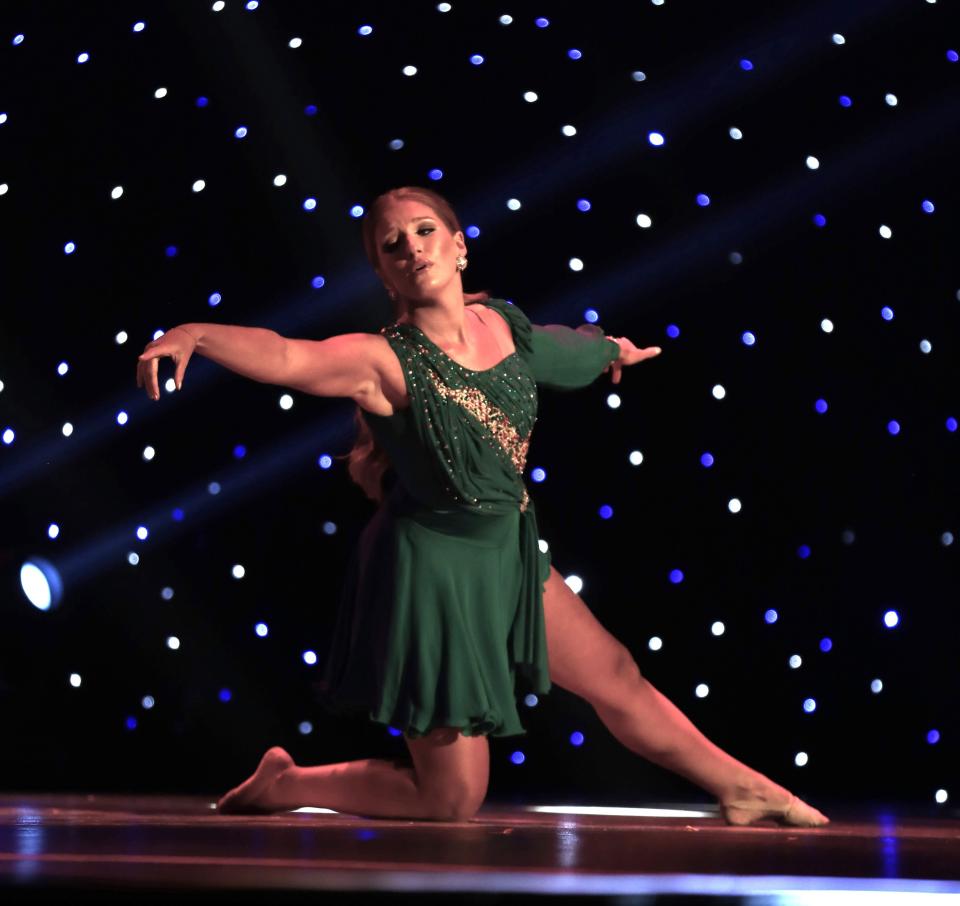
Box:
135, 322, 384, 403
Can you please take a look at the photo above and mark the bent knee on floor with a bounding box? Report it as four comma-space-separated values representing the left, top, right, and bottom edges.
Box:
422, 786, 486, 821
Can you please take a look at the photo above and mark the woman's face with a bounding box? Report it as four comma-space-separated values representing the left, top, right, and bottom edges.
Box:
374, 197, 466, 303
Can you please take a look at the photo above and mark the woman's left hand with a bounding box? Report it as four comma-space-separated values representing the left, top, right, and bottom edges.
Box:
604, 337, 662, 384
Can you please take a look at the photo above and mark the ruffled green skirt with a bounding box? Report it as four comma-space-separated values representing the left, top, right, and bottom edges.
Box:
316, 485, 552, 738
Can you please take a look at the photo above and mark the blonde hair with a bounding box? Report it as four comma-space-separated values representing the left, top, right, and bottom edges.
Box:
342, 186, 489, 503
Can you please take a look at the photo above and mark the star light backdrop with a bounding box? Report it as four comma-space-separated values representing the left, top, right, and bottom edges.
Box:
0, 0, 956, 808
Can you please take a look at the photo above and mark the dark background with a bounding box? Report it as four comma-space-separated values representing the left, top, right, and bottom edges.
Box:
0, 0, 956, 812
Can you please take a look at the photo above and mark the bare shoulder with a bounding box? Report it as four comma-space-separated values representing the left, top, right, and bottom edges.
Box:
472, 302, 515, 353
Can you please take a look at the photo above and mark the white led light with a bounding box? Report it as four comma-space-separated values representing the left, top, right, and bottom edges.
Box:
499, 14, 513, 24
273, 174, 287, 186
142, 695, 155, 708
288, 37, 303, 48
402, 65, 418, 76
629, 450, 644, 466
232, 564, 245, 579
884, 93, 898, 106
48, 524, 59, 539
69, 673, 82, 688
166, 636, 180, 650
832, 33, 846, 45
648, 636, 663, 651
727, 498, 742, 514
820, 318, 834, 333
506, 198, 521, 210
879, 224, 892, 239
117, 411, 129, 426
695, 683, 709, 698
631, 71, 647, 81
115, 331, 128, 344
127, 552, 140, 565
142, 446, 155, 461
712, 384, 726, 400
920, 339, 932, 354
437, 3, 452, 11
871, 678, 883, 693
62, 422, 73, 437
279, 393, 294, 410
164, 378, 176, 393
111, 186, 124, 199
636, 213, 652, 228
795, 751, 809, 766
212, 1, 226, 10
523, 91, 538, 102
0, 184, 8, 195
564, 574, 584, 595
538, 539, 549, 554
136, 526, 149, 541
606, 393, 621, 409
192, 179, 206, 192
711, 621, 725, 636
805, 155, 820, 170
729, 127, 743, 140
935, 789, 948, 804
789, 655, 802, 669
561, 124, 577, 137
302, 650, 318, 665
568, 257, 584, 271
154, 87, 168, 99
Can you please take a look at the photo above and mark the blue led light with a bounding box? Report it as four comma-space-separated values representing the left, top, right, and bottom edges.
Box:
466, 225, 480, 238
510, 751, 526, 764
304, 104, 318, 116
569, 731, 585, 746
531, 468, 546, 483
387, 726, 402, 736
125, 716, 138, 730
669, 569, 684, 584
696, 194, 711, 207
700, 453, 714, 467
819, 637, 832, 652
739, 59, 754, 71
921, 199, 935, 213
208, 292, 222, 306
666, 324, 680, 338
303, 198, 317, 211
927, 729, 940, 744
741, 331, 756, 346
815, 399, 828, 414
388, 139, 404, 150
350, 205, 364, 218
255, 622, 268, 637
165, 245, 178, 257
883, 609, 900, 628
599, 505, 613, 520
577, 199, 591, 212
358, 25, 373, 36
13, 34, 25, 45
813, 213, 827, 227
947, 417, 958, 432
887, 420, 901, 436
881, 306, 894, 321
803, 698, 817, 713
234, 126, 248, 139
839, 95, 852, 107
535, 17, 549, 28
648, 132, 665, 146
797, 545, 811, 559
524, 694, 539, 707
469, 54, 484, 65
318, 454, 333, 469
764, 608, 778, 624
428, 168, 443, 180
219, 688, 232, 702
64, 242, 76, 255
568, 49, 582, 60
172, 507, 185, 522
947, 50, 958, 62
583, 309, 599, 324
195, 96, 209, 107
233, 445, 246, 459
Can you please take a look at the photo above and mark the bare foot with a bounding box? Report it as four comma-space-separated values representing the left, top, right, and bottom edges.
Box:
217, 746, 295, 814
719, 774, 829, 828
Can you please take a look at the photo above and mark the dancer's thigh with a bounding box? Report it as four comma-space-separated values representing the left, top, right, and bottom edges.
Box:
403, 727, 489, 820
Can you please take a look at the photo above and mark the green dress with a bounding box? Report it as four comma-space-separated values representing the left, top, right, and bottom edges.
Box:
316, 297, 620, 738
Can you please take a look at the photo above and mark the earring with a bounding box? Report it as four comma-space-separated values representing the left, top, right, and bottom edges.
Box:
456, 255, 468, 272
387, 287, 398, 302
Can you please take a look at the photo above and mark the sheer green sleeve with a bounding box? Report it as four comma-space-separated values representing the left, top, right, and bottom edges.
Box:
482, 298, 620, 391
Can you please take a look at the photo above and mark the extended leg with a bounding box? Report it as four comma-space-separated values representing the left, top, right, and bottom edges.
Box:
540, 566, 827, 826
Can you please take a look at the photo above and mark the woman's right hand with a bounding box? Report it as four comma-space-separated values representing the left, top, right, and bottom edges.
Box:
136, 326, 198, 400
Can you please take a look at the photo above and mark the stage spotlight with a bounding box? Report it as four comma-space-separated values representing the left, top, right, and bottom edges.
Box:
20, 557, 64, 611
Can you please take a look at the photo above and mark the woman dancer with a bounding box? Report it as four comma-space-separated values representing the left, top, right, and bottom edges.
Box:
136, 186, 828, 827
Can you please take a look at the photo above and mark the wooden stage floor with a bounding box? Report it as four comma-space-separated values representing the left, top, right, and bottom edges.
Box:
1, 794, 958, 903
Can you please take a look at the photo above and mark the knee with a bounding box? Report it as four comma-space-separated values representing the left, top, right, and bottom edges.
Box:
422, 780, 487, 822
